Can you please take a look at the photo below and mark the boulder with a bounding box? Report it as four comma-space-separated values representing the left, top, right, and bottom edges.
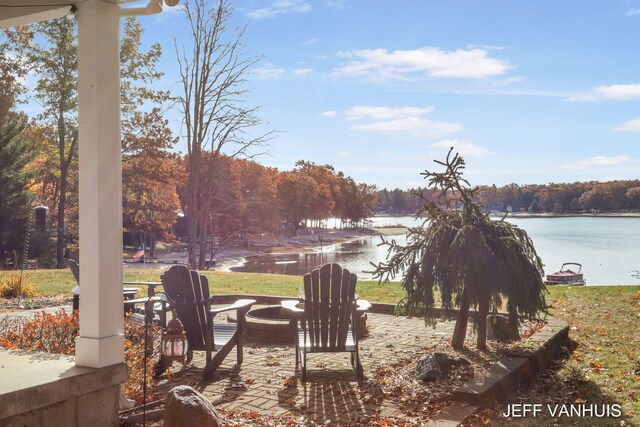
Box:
164, 385, 221, 427
416, 352, 470, 382
486, 314, 520, 341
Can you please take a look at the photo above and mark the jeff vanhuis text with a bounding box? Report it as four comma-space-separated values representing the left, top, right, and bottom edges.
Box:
503, 404, 622, 418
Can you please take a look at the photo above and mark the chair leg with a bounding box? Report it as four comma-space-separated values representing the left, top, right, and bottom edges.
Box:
203, 334, 238, 381
301, 351, 307, 382
237, 335, 244, 366
354, 349, 363, 381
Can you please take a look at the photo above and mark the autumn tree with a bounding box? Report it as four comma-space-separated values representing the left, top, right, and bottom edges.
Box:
177, 0, 272, 269
16, 18, 78, 268
374, 149, 547, 350
627, 187, 640, 209
14, 17, 176, 262
229, 160, 280, 232
120, 18, 179, 255
122, 111, 182, 257
276, 171, 319, 232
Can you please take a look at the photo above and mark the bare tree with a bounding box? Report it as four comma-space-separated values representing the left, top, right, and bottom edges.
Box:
176, 0, 272, 269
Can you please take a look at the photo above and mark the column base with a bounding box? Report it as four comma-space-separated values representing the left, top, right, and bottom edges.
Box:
76, 334, 125, 368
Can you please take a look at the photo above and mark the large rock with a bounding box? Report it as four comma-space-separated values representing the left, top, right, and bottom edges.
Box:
416, 352, 470, 382
164, 385, 221, 427
486, 314, 520, 341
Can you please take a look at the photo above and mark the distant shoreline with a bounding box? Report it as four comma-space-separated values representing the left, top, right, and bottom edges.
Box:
376, 212, 640, 219
501, 212, 640, 218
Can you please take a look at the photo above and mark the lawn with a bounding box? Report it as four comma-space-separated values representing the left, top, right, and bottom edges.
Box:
1, 267, 406, 303
3, 268, 639, 425
489, 285, 640, 426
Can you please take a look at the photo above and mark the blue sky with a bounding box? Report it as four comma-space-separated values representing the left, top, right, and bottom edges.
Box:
135, 0, 640, 188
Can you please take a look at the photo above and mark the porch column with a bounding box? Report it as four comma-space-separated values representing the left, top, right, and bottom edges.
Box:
75, 0, 124, 368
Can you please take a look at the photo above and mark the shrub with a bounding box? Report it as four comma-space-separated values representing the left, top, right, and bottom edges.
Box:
0, 271, 38, 299
0, 309, 157, 405
0, 309, 77, 354
124, 317, 159, 405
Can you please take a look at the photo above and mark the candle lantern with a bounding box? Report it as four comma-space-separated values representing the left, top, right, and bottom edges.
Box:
160, 310, 188, 364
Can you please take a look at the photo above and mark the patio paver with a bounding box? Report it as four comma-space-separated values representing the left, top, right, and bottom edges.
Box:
155, 311, 458, 424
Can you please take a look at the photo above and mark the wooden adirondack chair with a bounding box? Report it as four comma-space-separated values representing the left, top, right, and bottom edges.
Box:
161, 265, 255, 380
68, 259, 138, 313
283, 263, 364, 381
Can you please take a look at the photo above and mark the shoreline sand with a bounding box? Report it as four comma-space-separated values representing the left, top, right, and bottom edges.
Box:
151, 226, 409, 272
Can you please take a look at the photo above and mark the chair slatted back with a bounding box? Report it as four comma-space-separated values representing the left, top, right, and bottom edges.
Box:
162, 265, 210, 350
68, 259, 80, 284
303, 263, 357, 351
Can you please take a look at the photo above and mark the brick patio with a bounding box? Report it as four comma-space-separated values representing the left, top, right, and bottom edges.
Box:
155, 311, 458, 424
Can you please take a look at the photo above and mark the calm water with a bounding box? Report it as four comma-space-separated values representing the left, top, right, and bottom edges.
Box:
230, 216, 640, 285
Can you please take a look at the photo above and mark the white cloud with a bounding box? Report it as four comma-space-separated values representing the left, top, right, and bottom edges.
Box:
301, 38, 319, 46
569, 83, 640, 101
293, 67, 314, 76
563, 155, 635, 170
253, 64, 284, 79
614, 118, 640, 132
496, 76, 526, 85
321, 111, 338, 117
334, 46, 512, 80
627, 8, 640, 16
338, 105, 461, 138
431, 140, 494, 157
247, 0, 311, 19
352, 117, 461, 137
466, 44, 506, 51
344, 105, 434, 121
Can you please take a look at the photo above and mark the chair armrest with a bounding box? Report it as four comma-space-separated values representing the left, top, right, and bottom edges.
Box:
356, 299, 371, 311
126, 295, 163, 305
210, 299, 256, 315
281, 299, 304, 314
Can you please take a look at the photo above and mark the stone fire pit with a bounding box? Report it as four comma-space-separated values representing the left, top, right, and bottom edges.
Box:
227, 305, 293, 343
226, 304, 368, 344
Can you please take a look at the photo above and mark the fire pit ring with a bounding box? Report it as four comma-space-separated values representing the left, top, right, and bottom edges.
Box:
227, 305, 293, 344
227, 303, 368, 344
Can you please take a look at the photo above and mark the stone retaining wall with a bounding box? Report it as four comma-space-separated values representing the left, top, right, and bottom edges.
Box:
0, 349, 127, 427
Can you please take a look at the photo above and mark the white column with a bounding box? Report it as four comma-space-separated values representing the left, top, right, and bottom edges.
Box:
75, 0, 124, 368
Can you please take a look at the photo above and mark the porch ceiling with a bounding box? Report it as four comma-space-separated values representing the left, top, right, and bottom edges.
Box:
0, 0, 138, 28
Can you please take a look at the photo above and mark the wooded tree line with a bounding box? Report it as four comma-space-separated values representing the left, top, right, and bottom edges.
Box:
0, 8, 376, 269
377, 180, 640, 214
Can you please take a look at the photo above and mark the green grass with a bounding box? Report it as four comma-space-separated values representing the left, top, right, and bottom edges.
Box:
496, 285, 640, 426
1, 268, 405, 304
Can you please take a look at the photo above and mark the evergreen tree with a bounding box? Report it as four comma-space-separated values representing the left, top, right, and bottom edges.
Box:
374, 149, 547, 350
0, 111, 35, 261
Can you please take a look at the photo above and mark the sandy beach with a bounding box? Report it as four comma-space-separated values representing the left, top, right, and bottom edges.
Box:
148, 226, 409, 271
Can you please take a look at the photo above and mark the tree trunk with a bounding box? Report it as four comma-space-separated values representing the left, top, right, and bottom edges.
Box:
149, 234, 156, 259
56, 173, 67, 268
186, 151, 200, 270
451, 291, 470, 350
197, 220, 207, 270
187, 215, 197, 269
476, 297, 489, 350
198, 236, 207, 270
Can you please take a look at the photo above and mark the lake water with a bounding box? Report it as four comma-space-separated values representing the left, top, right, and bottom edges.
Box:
230, 216, 640, 285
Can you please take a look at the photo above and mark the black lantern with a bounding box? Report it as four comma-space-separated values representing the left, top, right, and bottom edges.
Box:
161, 310, 188, 364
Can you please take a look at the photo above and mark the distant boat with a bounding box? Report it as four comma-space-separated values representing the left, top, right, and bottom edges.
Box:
546, 262, 586, 286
